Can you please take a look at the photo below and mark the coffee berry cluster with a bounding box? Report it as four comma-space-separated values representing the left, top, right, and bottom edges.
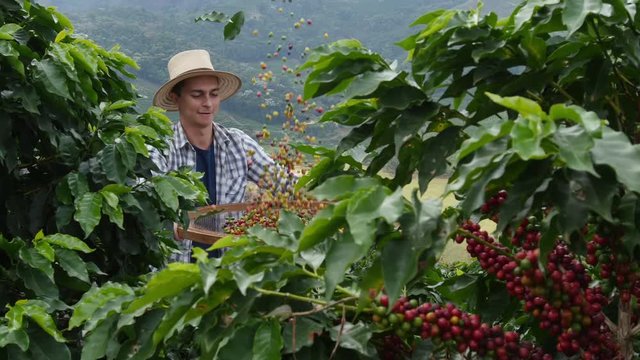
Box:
586, 232, 640, 303
369, 294, 549, 359
223, 140, 324, 235
454, 191, 619, 359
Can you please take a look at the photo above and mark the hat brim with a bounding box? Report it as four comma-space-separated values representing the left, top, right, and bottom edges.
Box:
152, 68, 242, 111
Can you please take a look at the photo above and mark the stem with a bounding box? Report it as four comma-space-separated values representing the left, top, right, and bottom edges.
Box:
329, 306, 346, 360
291, 297, 359, 317
551, 81, 578, 104
617, 300, 634, 360
252, 287, 361, 312
456, 229, 515, 259
291, 317, 298, 360
301, 267, 359, 298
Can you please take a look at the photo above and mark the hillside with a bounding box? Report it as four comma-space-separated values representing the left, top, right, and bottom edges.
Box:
40, 0, 518, 143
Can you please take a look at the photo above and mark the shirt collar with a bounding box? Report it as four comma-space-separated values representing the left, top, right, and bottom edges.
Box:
174, 121, 231, 150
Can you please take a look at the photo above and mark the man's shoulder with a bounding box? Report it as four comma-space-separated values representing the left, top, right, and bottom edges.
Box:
214, 123, 253, 144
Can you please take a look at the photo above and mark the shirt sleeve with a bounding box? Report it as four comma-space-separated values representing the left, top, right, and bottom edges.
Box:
230, 129, 297, 193
148, 144, 169, 175
236, 130, 275, 183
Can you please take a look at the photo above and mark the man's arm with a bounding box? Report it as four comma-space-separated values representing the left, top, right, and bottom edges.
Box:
232, 130, 296, 193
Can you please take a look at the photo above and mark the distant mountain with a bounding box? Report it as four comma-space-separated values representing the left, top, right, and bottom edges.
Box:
39, 0, 519, 142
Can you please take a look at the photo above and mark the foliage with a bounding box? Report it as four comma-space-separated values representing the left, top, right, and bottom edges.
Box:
0, 0, 205, 357
3, 0, 640, 359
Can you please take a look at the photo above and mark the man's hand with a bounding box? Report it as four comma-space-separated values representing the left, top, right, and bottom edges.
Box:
173, 223, 184, 241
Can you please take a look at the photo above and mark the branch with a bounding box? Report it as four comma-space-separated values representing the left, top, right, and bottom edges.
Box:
456, 229, 515, 259
301, 267, 359, 298
551, 81, 578, 104
329, 306, 346, 360
604, 313, 618, 333
253, 287, 361, 312
290, 296, 359, 317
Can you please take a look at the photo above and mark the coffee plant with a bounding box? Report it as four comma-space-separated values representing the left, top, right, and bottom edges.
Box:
3, 0, 640, 359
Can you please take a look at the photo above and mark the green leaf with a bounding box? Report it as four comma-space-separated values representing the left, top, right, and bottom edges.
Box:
324, 233, 368, 299
248, 226, 296, 251
34, 241, 55, 262
16, 264, 59, 299
299, 242, 328, 271
55, 248, 90, 283
563, 0, 603, 35
415, 10, 455, 40
116, 140, 136, 171
152, 291, 199, 347
283, 317, 325, 353
553, 125, 597, 175
310, 175, 379, 201
102, 201, 124, 229
382, 236, 419, 306
549, 104, 602, 135
66, 172, 89, 198
232, 267, 264, 295
591, 128, 640, 193
99, 190, 119, 209
101, 183, 131, 195
224, 11, 245, 41
459, 155, 511, 215
344, 70, 398, 98
80, 316, 117, 360
17, 301, 65, 342
618, 193, 640, 254
457, 117, 512, 161
23, 326, 70, 360
68, 43, 99, 75
486, 93, 545, 120
328, 322, 374, 356
153, 177, 179, 210
33, 59, 71, 99
346, 186, 403, 247
0, 40, 25, 76
209, 235, 250, 250
164, 175, 202, 200
218, 324, 256, 360
0, 327, 29, 352
125, 132, 150, 157
44, 233, 94, 253
0, 23, 21, 40
125, 263, 200, 315
199, 260, 219, 295
69, 283, 134, 330
19, 247, 54, 280
510, 115, 556, 160
105, 100, 135, 112
101, 144, 127, 183
298, 201, 348, 251
278, 209, 305, 241
73, 192, 103, 237
252, 320, 282, 360
418, 127, 460, 194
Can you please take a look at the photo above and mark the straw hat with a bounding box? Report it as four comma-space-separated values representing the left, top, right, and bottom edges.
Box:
152, 49, 242, 111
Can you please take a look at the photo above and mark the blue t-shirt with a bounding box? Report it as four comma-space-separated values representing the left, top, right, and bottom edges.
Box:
194, 145, 216, 205
193, 145, 221, 257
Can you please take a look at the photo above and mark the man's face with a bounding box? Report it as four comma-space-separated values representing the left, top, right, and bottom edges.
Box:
172, 75, 221, 128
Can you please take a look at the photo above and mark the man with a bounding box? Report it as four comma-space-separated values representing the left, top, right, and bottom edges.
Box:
151, 49, 276, 262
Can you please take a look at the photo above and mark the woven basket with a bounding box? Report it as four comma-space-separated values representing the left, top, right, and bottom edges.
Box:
175, 203, 251, 245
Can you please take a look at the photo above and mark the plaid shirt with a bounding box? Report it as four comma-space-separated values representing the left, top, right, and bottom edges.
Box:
150, 121, 275, 262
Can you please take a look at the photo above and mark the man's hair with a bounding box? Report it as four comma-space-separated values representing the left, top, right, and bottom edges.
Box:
171, 80, 185, 96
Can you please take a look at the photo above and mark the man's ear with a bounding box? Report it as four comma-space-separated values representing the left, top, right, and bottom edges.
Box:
169, 92, 179, 103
